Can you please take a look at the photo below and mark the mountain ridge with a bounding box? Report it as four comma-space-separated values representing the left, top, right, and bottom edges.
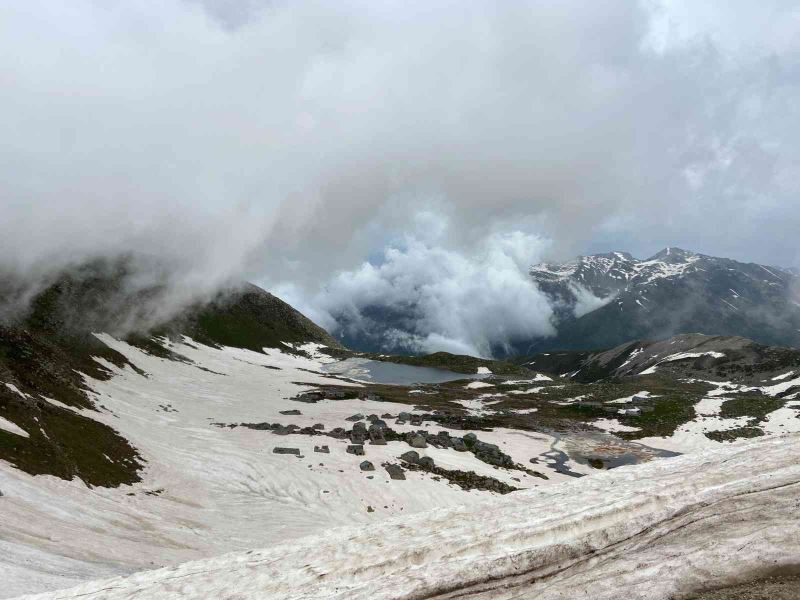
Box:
525, 247, 800, 354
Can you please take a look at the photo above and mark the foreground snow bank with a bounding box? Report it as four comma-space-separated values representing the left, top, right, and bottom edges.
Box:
17, 433, 800, 600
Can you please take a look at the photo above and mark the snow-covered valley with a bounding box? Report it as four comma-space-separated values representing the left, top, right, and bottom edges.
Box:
14, 433, 800, 600
2, 332, 799, 597
0, 336, 589, 597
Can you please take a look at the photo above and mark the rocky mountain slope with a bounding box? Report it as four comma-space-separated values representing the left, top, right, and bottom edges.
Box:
0, 261, 340, 486
527, 247, 800, 353
523, 332, 800, 385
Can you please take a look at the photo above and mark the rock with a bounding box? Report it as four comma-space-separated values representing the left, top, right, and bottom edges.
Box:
451, 438, 468, 452
408, 434, 427, 449
360, 460, 375, 471
329, 427, 347, 439
312, 423, 325, 430
327, 390, 348, 400
367, 505, 374, 512
398, 412, 412, 421
368, 427, 387, 445
464, 433, 478, 443
410, 416, 423, 426
381, 413, 394, 419
395, 419, 406, 426
314, 445, 330, 453
294, 391, 323, 403
400, 451, 420, 464
418, 456, 435, 469
366, 414, 379, 422
279, 409, 302, 415
350, 431, 367, 444
273, 447, 301, 455
384, 464, 406, 480
347, 444, 365, 456
346, 414, 364, 422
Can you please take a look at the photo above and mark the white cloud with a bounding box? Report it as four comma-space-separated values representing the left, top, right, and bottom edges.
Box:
279, 213, 556, 357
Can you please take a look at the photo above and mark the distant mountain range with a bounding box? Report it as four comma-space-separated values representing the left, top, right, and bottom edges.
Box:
524, 247, 800, 353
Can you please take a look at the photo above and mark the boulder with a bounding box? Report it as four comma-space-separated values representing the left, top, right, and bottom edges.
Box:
400, 451, 420, 464
273, 447, 300, 455
408, 434, 427, 449
360, 461, 375, 472
345, 414, 365, 422
451, 438, 468, 452
329, 427, 347, 439
384, 464, 406, 480
347, 444, 365, 456
314, 445, 330, 453
418, 456, 435, 470
311, 423, 325, 430
279, 409, 302, 415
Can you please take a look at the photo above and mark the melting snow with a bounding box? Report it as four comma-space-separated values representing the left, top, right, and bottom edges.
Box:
0, 415, 29, 438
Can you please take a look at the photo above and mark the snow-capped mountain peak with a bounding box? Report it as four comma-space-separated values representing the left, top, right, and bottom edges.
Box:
525, 248, 800, 353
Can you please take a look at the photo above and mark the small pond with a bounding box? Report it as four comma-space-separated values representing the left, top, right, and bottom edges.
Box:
322, 357, 485, 386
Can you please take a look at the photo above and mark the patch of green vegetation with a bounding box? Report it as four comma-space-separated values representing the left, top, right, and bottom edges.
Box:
719, 396, 785, 423
616, 394, 698, 439
371, 351, 531, 375
181, 284, 340, 353
705, 427, 765, 442
0, 391, 143, 487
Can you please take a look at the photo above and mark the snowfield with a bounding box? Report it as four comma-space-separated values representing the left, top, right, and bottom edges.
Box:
14, 433, 800, 600
0, 336, 582, 597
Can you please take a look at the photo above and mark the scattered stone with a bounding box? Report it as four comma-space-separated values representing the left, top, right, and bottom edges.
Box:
311, 423, 325, 430
360, 460, 375, 471
381, 413, 394, 419
350, 430, 367, 444
314, 445, 330, 453
367, 505, 374, 512
329, 427, 347, 439
273, 447, 301, 455
346, 414, 364, 422
418, 456, 435, 469
400, 451, 420, 464
347, 444, 365, 456
368, 427, 387, 445
366, 414, 379, 422
398, 412, 412, 421
384, 464, 406, 480
408, 434, 427, 449
294, 391, 324, 403
451, 438, 468, 452
352, 421, 367, 432
327, 390, 348, 400
410, 416, 423, 426
279, 409, 302, 415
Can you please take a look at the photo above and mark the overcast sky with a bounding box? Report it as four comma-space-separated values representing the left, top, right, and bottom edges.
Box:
1, 1, 799, 351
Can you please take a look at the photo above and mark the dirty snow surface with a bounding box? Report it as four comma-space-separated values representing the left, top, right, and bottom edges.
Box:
0, 336, 585, 598
15, 434, 800, 600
